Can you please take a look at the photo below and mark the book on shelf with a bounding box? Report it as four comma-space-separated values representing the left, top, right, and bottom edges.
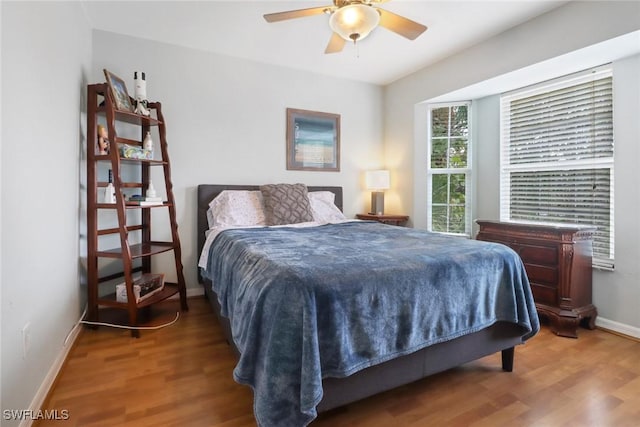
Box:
127, 194, 163, 203
116, 273, 165, 303
126, 200, 165, 206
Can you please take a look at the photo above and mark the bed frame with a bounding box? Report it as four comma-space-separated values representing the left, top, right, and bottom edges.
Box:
196, 184, 528, 413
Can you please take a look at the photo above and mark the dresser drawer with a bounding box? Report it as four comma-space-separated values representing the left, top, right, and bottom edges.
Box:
530, 282, 557, 306
516, 244, 557, 266
523, 263, 558, 286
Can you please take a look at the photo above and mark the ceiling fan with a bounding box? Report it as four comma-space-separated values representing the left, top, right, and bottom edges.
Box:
263, 0, 428, 54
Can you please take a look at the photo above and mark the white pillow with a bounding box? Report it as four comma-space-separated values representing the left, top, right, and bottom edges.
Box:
308, 191, 346, 223
207, 190, 267, 228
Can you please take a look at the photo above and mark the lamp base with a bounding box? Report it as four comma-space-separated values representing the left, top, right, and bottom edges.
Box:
370, 191, 385, 215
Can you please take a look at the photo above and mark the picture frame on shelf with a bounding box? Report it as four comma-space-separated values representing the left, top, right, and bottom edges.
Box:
286, 108, 340, 172
103, 69, 133, 112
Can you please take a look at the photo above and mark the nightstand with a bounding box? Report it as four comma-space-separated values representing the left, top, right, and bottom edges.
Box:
356, 213, 409, 226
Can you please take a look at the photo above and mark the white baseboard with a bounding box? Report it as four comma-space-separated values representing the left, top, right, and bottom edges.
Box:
20, 321, 83, 427
596, 317, 640, 339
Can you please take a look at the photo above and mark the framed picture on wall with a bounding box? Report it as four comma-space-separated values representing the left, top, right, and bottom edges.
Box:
103, 69, 133, 112
286, 108, 340, 172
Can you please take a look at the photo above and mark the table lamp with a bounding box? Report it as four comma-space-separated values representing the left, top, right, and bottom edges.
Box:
365, 170, 390, 215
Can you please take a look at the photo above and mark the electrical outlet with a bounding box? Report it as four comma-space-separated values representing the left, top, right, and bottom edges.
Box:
22, 322, 31, 359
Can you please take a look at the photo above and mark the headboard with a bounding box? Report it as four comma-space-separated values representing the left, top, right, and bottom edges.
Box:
197, 184, 343, 283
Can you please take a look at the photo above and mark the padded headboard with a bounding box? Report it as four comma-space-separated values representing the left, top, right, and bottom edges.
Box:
197, 184, 343, 283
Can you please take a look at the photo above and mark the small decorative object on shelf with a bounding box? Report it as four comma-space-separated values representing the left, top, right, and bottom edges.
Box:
119, 143, 153, 160
116, 273, 165, 303
143, 131, 154, 156
146, 181, 159, 200
133, 71, 151, 116
97, 124, 109, 154
103, 169, 116, 204
103, 69, 133, 112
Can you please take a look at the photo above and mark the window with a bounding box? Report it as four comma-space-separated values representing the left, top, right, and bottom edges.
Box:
500, 67, 614, 268
427, 103, 471, 236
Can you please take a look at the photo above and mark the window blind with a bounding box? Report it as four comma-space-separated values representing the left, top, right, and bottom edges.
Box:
500, 68, 614, 268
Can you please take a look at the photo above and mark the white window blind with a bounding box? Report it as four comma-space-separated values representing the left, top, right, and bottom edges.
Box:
500, 68, 614, 269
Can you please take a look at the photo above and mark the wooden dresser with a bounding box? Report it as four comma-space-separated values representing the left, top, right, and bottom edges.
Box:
476, 220, 597, 338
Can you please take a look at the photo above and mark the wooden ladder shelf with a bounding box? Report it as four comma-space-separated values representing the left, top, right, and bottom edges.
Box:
86, 82, 188, 337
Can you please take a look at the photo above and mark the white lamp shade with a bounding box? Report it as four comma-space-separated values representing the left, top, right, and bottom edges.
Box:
329, 4, 380, 42
366, 170, 390, 190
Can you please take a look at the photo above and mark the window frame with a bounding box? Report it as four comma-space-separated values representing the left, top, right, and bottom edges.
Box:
499, 66, 614, 269
426, 101, 473, 237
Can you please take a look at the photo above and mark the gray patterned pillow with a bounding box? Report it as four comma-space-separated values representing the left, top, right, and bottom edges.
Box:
260, 183, 314, 225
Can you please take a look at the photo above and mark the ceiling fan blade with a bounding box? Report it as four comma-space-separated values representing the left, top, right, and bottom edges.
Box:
264, 6, 329, 23
378, 9, 427, 40
325, 32, 346, 54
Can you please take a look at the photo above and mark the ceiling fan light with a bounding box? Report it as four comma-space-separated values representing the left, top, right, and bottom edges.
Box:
329, 4, 380, 42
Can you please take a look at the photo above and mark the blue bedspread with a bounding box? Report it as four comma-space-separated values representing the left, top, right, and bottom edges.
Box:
203, 221, 539, 426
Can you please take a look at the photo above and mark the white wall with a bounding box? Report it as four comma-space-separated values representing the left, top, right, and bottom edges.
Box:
471, 95, 500, 227
596, 54, 640, 333
385, 1, 640, 334
91, 30, 384, 290
1, 2, 92, 424
0, 1, 4, 415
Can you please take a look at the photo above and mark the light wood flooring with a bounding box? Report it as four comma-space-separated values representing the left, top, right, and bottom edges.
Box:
36, 296, 640, 427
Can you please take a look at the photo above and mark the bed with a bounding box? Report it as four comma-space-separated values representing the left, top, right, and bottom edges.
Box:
197, 184, 539, 427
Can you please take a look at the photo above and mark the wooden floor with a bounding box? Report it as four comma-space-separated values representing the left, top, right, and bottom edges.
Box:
37, 296, 640, 427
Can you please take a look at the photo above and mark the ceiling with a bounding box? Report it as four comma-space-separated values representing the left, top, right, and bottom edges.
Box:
81, 1, 570, 86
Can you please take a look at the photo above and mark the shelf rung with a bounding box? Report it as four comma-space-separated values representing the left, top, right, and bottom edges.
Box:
94, 155, 167, 166
115, 136, 141, 146
96, 242, 176, 259
96, 202, 172, 209
97, 266, 144, 283
98, 225, 144, 236
114, 110, 162, 126
96, 282, 180, 309
97, 182, 142, 189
